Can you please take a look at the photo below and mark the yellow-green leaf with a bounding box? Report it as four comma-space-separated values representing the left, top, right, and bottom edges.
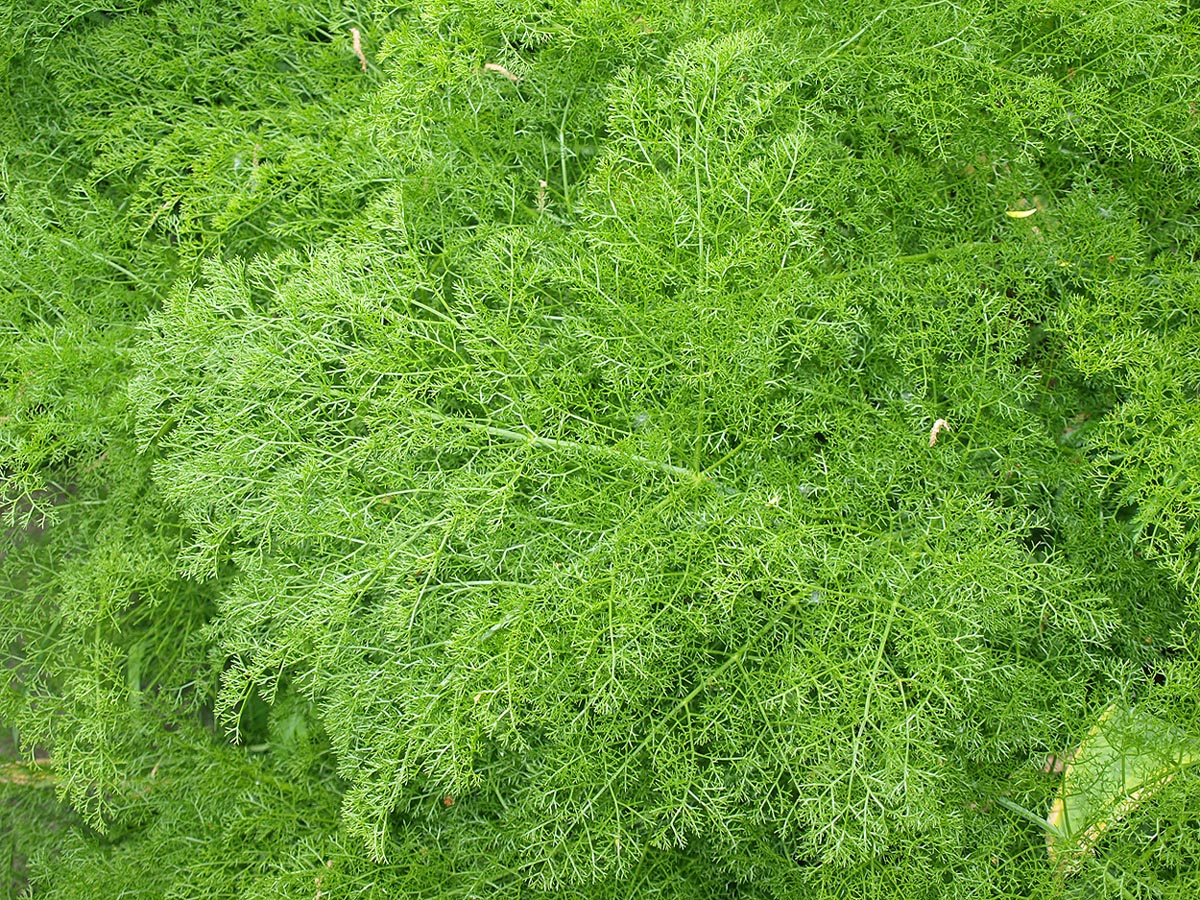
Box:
1048, 704, 1200, 872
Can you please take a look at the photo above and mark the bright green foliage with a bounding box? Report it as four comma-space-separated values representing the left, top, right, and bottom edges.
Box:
4, 1, 1200, 898
1055, 253, 1200, 591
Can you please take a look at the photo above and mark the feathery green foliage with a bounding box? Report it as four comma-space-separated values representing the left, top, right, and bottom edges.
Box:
4, 1, 1200, 897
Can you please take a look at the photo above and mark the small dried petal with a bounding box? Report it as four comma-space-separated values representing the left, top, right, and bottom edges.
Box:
929, 418, 950, 447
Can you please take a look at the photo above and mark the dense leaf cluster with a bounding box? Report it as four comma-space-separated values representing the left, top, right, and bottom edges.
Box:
4, 1, 1200, 897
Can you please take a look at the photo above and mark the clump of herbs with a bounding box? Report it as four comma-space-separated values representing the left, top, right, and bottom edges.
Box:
4, 1, 1200, 897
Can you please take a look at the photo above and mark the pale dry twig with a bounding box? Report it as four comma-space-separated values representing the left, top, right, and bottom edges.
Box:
350, 28, 367, 71
483, 62, 519, 83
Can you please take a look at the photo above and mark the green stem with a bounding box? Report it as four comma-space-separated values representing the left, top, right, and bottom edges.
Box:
424, 410, 715, 485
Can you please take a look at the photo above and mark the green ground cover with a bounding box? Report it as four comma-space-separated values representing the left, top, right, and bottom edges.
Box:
3, 2, 1200, 897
